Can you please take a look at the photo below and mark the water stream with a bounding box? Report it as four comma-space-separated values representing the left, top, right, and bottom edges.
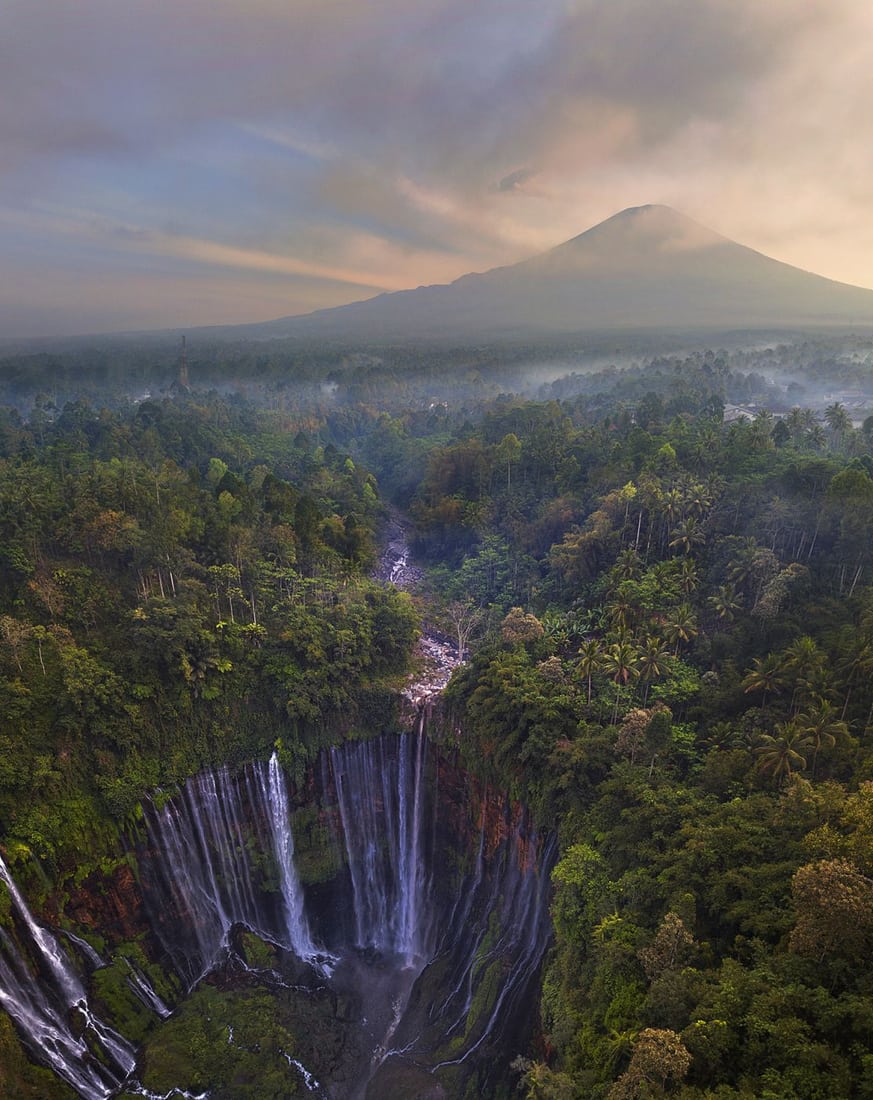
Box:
0, 521, 552, 1097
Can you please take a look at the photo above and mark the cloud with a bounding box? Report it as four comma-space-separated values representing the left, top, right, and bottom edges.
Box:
494, 169, 538, 194
1, 0, 872, 335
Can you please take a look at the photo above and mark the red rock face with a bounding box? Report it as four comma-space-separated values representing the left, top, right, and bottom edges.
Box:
66, 861, 151, 944
433, 746, 538, 869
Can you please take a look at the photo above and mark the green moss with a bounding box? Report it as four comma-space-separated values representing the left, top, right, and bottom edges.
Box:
237, 931, 278, 970
0, 1014, 76, 1099
464, 957, 504, 1043
139, 985, 305, 1099
290, 806, 343, 885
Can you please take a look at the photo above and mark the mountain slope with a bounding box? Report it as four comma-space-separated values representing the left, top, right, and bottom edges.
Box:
257, 205, 873, 340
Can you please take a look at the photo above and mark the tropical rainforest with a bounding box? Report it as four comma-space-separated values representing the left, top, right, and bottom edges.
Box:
2, 332, 873, 1098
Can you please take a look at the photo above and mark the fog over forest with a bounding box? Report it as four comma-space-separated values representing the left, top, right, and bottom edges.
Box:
3, 314, 873, 1096
4, 2, 873, 1092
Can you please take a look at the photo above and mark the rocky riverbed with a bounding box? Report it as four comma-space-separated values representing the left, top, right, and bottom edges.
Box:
376, 511, 463, 707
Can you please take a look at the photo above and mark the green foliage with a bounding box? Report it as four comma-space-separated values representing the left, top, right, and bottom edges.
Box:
0, 397, 419, 858
5, 342, 873, 1096
138, 985, 305, 1098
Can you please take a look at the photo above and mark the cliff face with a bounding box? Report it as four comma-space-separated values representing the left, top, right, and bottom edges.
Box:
65, 862, 150, 944
2, 730, 553, 1098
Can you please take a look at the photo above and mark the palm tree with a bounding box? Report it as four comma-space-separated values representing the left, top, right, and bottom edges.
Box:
785, 406, 820, 447
726, 537, 759, 600
660, 488, 684, 551
708, 583, 741, 625
741, 653, 786, 711
663, 604, 698, 655
836, 638, 873, 719
637, 636, 670, 704
603, 641, 640, 686
754, 723, 814, 785
795, 697, 848, 779
669, 517, 706, 557
614, 547, 642, 582
825, 402, 852, 451
679, 559, 698, 595
576, 638, 602, 705
602, 641, 640, 723
783, 635, 825, 712
750, 409, 775, 451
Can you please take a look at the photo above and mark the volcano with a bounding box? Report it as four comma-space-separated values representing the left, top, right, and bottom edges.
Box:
254, 205, 873, 340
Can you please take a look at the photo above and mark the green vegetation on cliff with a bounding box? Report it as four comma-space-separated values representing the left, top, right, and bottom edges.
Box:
0, 394, 417, 869
3, 334, 873, 1097
403, 362, 873, 1098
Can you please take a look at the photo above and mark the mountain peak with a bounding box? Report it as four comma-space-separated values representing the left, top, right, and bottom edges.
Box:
267, 204, 873, 340
553, 204, 728, 265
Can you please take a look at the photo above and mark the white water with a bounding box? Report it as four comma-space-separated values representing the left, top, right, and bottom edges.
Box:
1, 732, 554, 1098
142, 757, 323, 982
265, 752, 320, 962
329, 728, 431, 965
0, 854, 136, 1098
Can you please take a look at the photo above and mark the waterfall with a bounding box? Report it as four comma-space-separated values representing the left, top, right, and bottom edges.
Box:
0, 854, 136, 1098
265, 752, 319, 960
141, 757, 321, 982
1, 731, 555, 1097
329, 728, 431, 964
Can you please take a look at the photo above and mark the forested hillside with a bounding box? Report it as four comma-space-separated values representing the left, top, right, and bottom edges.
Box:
397, 375, 873, 1098
2, 338, 873, 1097
0, 395, 417, 863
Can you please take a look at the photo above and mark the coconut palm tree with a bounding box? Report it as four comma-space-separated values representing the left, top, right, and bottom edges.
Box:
708, 583, 742, 625
795, 697, 848, 779
679, 559, 698, 595
637, 636, 670, 704
754, 723, 814, 786
669, 516, 706, 557
782, 635, 825, 712
602, 641, 641, 723
836, 637, 873, 720
741, 653, 787, 711
576, 638, 602, 706
663, 604, 698, 655
825, 402, 852, 452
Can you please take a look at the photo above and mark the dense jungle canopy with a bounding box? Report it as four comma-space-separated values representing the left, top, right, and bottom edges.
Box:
2, 334, 873, 1097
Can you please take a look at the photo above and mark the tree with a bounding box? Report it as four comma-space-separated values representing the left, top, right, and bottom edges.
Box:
495, 432, 522, 490
742, 653, 786, 710
662, 605, 697, 655
501, 606, 545, 645
795, 697, 847, 778
608, 1028, 691, 1099
638, 912, 695, 981
782, 635, 825, 711
603, 641, 641, 723
824, 402, 852, 451
603, 642, 640, 687
790, 858, 873, 963
708, 583, 741, 625
576, 638, 602, 705
442, 599, 485, 660
668, 516, 705, 557
753, 722, 813, 785
637, 636, 670, 704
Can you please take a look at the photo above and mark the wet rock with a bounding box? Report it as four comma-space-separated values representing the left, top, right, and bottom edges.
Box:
375, 513, 463, 710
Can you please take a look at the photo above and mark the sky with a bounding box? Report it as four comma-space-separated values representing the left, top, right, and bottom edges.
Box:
2, 0, 873, 339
